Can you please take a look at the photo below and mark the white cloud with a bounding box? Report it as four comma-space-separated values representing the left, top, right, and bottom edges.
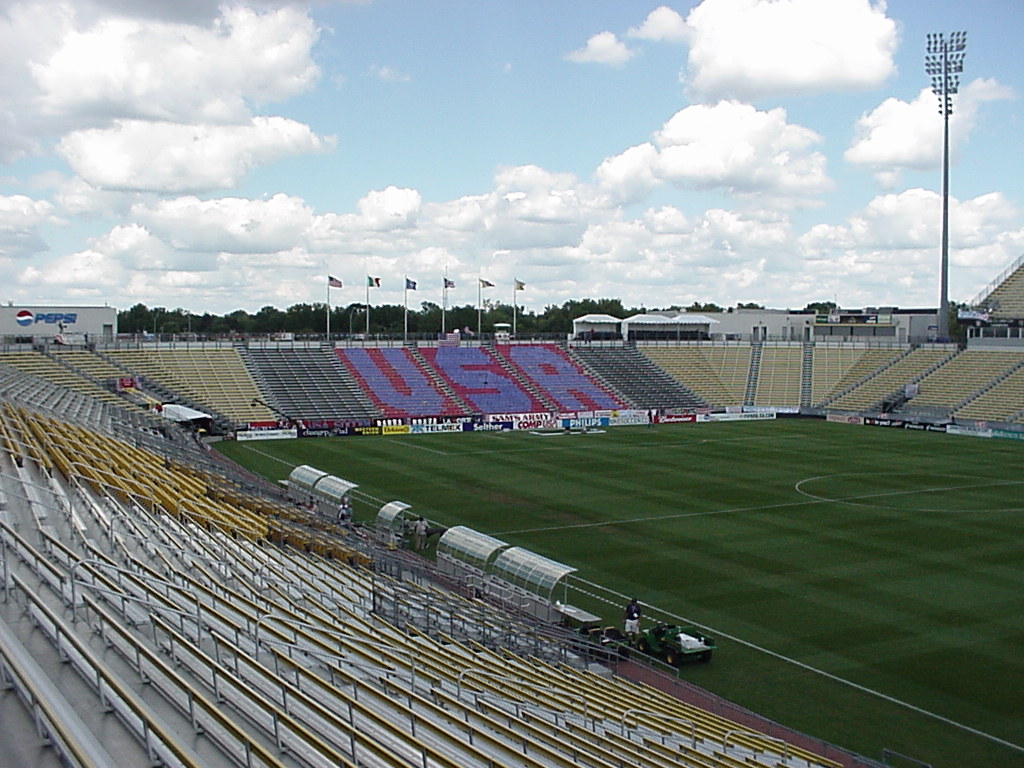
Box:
684, 0, 897, 101
132, 193, 315, 254
565, 31, 634, 66
0, 195, 58, 258
58, 117, 333, 193
798, 189, 1024, 304
598, 101, 831, 206
845, 78, 1015, 186
595, 143, 662, 204
628, 6, 690, 43
368, 64, 411, 83
357, 186, 423, 230
32, 5, 320, 124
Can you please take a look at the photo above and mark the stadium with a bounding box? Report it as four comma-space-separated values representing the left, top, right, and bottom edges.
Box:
1, 258, 1024, 768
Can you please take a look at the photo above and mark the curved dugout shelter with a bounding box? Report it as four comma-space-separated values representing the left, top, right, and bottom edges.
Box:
491, 546, 576, 604
375, 501, 412, 544
287, 465, 327, 494
313, 475, 358, 504
437, 526, 508, 569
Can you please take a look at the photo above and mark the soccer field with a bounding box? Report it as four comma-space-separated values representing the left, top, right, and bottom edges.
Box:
217, 419, 1024, 768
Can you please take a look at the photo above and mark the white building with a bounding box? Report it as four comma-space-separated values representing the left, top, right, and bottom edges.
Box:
0, 305, 117, 343
572, 307, 940, 344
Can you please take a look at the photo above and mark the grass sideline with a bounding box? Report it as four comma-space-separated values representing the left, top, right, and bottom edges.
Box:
217, 419, 1024, 768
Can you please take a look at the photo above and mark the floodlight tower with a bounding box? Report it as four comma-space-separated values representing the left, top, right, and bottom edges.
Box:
925, 30, 967, 341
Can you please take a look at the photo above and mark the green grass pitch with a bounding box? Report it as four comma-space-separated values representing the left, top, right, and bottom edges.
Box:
217, 419, 1024, 768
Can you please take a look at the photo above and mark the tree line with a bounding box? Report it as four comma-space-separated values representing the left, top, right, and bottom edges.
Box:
120, 298, 956, 339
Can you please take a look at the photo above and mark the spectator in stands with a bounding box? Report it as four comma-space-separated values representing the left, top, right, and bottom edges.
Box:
338, 496, 352, 527
412, 516, 429, 550
624, 598, 642, 640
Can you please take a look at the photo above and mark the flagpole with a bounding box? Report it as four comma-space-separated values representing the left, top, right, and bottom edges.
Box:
366, 278, 371, 338
326, 277, 331, 341
404, 277, 409, 344
512, 279, 517, 338
477, 278, 482, 337
442, 269, 448, 334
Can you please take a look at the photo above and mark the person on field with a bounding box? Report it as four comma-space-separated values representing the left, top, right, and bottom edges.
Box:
413, 516, 429, 550
624, 598, 642, 640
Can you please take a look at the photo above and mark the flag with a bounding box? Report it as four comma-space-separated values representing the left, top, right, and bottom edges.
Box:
514, 279, 525, 291
405, 278, 417, 290
479, 278, 494, 288
328, 275, 343, 288
444, 277, 456, 289
367, 276, 380, 287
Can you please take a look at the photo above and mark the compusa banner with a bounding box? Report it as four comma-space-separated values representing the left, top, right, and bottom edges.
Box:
487, 413, 558, 430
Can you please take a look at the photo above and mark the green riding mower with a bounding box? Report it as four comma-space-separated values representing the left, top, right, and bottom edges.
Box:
634, 623, 715, 666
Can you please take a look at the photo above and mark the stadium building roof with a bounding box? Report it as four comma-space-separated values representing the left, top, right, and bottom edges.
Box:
623, 313, 720, 326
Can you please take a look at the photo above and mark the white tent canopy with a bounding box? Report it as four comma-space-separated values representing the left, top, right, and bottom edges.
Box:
160, 403, 211, 423
621, 313, 719, 340
571, 313, 623, 341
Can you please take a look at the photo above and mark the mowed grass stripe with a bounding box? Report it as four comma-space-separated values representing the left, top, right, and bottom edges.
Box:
217, 420, 1024, 768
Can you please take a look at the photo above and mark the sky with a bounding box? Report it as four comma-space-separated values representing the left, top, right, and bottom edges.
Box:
1, 0, 1022, 317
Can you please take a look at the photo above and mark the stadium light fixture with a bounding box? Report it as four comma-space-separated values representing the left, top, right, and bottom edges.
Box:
925, 31, 967, 341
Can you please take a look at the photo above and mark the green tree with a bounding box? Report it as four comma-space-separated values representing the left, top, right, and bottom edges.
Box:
254, 305, 287, 333
804, 301, 838, 314
687, 301, 723, 313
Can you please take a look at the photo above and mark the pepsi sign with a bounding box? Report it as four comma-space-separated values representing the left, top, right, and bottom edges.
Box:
13, 310, 78, 326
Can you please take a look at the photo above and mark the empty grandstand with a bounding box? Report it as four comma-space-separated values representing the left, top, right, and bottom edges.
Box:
0, 371, 861, 768
243, 344, 379, 421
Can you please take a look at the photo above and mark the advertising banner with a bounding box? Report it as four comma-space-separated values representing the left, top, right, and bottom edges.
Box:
236, 428, 297, 441
827, 413, 864, 425
410, 422, 463, 434
946, 425, 993, 439
659, 413, 697, 423
698, 412, 777, 422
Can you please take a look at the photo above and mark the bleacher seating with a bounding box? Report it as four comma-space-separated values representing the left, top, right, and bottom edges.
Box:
901, 349, 1024, 413
825, 347, 954, 411
337, 347, 469, 418
0, 350, 128, 410
500, 344, 627, 411
973, 254, 1024, 322
420, 346, 546, 413
243, 345, 379, 420
106, 346, 275, 426
753, 345, 803, 407
954, 364, 1024, 423
569, 345, 707, 410
643, 346, 751, 407
0, 392, 848, 768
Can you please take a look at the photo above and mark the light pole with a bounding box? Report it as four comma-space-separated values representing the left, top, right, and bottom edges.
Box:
926, 31, 967, 341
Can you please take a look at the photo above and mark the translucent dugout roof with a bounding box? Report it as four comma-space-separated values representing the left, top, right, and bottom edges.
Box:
375, 501, 411, 532
313, 475, 358, 503
436, 526, 508, 569
288, 465, 328, 491
491, 547, 577, 600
